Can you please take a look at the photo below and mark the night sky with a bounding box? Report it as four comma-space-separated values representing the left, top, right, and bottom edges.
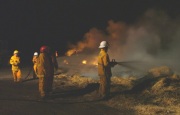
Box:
0, 0, 179, 64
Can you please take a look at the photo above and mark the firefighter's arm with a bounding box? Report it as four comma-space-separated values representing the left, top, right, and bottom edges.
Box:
17, 58, 20, 65
102, 54, 110, 67
103, 54, 117, 67
14, 58, 20, 66
32, 58, 36, 64
9, 57, 19, 65
9, 58, 14, 65
32, 57, 34, 63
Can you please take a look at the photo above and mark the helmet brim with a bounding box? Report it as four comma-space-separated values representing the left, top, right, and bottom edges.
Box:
99, 45, 108, 48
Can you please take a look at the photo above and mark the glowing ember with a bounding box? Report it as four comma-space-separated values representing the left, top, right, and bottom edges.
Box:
92, 62, 98, 66
82, 60, 87, 64
63, 60, 69, 64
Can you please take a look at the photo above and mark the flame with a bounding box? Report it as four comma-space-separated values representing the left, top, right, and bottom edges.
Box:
82, 60, 87, 64
63, 60, 69, 64
65, 28, 105, 56
65, 49, 77, 56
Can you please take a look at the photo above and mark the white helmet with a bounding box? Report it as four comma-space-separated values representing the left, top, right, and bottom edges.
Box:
34, 52, 38, 56
98, 41, 109, 48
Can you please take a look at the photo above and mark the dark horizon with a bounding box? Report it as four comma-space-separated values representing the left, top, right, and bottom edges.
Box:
0, 0, 179, 66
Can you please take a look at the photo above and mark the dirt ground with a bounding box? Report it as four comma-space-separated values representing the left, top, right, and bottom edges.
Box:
0, 67, 123, 115
1, 66, 179, 115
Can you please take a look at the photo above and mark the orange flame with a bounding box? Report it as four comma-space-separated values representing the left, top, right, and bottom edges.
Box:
65, 28, 105, 56
65, 49, 77, 56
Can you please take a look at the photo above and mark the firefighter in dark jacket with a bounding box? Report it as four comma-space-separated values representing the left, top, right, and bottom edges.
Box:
98, 41, 117, 100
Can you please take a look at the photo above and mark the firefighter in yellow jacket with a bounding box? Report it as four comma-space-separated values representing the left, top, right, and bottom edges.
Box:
32, 52, 38, 79
98, 41, 117, 100
36, 46, 53, 99
9, 50, 21, 82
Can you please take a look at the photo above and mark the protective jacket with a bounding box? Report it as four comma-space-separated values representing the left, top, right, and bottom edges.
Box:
36, 53, 52, 78
32, 56, 38, 73
9, 55, 20, 71
98, 49, 112, 77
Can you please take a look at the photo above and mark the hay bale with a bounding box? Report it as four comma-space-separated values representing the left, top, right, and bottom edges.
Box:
148, 66, 174, 77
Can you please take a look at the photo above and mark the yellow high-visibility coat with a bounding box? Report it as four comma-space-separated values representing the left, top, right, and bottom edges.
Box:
36, 53, 52, 77
98, 49, 112, 77
36, 52, 54, 97
9, 55, 20, 71
9, 55, 21, 82
98, 49, 112, 98
32, 56, 38, 74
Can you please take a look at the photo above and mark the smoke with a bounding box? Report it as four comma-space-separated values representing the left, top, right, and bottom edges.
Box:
63, 9, 180, 78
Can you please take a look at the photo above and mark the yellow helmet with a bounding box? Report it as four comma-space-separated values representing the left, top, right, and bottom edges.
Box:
13, 50, 19, 54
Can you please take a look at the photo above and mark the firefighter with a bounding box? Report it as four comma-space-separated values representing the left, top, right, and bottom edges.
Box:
36, 46, 54, 99
47, 48, 58, 94
9, 50, 21, 82
32, 52, 38, 79
98, 41, 117, 100
51, 49, 58, 72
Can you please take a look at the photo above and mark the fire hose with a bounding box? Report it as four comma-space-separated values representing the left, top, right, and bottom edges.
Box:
111, 59, 142, 71
112, 59, 141, 64
21, 66, 33, 82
